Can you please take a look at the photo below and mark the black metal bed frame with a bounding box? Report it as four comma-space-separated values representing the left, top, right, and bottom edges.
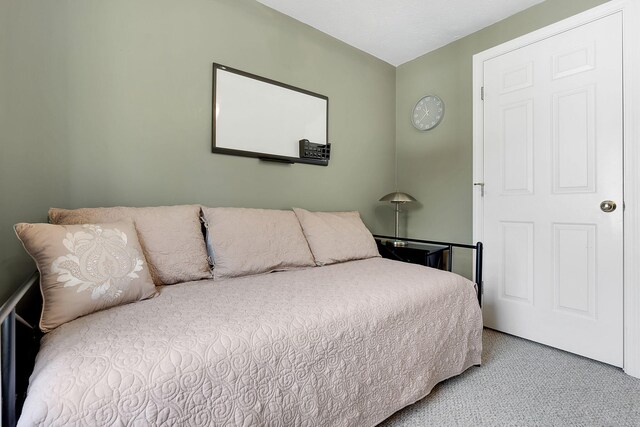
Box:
0, 238, 483, 426
373, 235, 484, 306
1, 272, 41, 427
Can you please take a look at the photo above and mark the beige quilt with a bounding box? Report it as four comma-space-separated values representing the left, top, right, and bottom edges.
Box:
18, 258, 482, 426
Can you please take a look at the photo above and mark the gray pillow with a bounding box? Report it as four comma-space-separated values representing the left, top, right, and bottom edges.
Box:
201, 207, 316, 280
293, 208, 380, 266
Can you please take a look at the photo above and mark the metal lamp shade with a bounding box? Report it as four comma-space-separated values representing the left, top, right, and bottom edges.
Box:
379, 192, 417, 203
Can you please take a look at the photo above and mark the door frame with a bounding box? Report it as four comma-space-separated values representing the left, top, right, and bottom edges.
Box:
472, 0, 640, 377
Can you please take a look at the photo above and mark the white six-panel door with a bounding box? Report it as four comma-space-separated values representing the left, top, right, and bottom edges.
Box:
482, 13, 623, 366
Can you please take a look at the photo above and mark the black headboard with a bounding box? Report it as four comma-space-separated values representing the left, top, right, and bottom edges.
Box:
0, 272, 42, 427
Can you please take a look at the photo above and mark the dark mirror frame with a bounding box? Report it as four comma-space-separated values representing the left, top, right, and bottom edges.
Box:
211, 63, 330, 166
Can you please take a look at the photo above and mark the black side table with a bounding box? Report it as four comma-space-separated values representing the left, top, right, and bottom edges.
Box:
375, 238, 450, 270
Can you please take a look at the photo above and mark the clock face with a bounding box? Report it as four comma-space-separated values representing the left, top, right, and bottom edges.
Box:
412, 95, 444, 131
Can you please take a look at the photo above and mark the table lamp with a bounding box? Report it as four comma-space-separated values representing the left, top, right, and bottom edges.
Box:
379, 191, 417, 247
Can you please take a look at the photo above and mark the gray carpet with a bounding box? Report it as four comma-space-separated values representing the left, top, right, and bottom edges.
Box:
380, 329, 640, 426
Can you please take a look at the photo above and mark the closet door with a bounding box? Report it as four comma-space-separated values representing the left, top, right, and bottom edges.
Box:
482, 12, 623, 366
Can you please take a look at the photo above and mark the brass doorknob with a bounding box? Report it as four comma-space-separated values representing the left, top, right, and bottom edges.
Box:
600, 200, 617, 213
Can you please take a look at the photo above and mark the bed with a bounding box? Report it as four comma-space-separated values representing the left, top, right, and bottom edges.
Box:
3, 206, 483, 426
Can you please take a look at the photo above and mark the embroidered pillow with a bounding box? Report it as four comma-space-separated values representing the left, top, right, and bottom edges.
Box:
293, 208, 380, 266
15, 221, 157, 332
201, 207, 316, 280
48, 205, 211, 285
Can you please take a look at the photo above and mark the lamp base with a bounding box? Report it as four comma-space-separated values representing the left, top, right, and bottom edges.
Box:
392, 240, 408, 247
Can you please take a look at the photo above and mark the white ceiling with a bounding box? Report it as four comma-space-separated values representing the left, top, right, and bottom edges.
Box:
255, 0, 545, 66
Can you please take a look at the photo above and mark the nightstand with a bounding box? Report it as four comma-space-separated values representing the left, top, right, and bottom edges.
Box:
375, 238, 450, 271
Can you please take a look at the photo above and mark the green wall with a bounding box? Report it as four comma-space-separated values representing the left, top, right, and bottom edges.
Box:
0, 0, 396, 304
0, 0, 612, 304
395, 0, 608, 275
0, 1, 73, 304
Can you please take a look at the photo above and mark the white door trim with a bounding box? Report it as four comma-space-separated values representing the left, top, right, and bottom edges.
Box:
472, 0, 640, 377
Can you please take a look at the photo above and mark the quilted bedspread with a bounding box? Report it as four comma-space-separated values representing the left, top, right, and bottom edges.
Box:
19, 258, 482, 426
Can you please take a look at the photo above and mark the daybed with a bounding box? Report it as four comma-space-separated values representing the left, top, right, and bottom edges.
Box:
5, 205, 483, 426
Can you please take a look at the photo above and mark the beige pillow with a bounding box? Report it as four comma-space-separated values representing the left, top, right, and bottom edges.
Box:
293, 208, 380, 266
49, 205, 211, 285
201, 207, 316, 280
14, 221, 157, 332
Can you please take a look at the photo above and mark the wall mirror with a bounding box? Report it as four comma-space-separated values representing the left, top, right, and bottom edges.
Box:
212, 63, 329, 165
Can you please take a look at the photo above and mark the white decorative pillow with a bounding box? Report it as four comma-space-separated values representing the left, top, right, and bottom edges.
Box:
201, 207, 316, 280
293, 208, 380, 266
48, 205, 211, 285
15, 221, 157, 332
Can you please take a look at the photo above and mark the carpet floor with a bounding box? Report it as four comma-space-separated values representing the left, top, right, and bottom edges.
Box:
380, 328, 640, 426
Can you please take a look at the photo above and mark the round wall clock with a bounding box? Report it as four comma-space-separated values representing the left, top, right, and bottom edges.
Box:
411, 95, 444, 131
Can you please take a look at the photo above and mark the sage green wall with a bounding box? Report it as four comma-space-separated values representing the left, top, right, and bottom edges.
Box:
0, 0, 396, 304
395, 0, 608, 276
1, 0, 609, 304
1, 1, 73, 305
